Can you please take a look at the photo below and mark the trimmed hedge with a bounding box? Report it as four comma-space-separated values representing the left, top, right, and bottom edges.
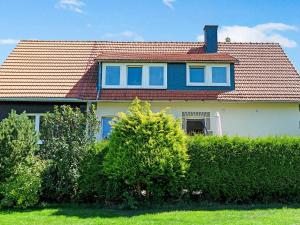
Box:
77, 141, 109, 202
187, 135, 300, 203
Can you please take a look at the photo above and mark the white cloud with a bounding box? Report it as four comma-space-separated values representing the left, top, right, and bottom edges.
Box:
102, 31, 144, 42
0, 39, 19, 45
56, 0, 85, 14
163, 0, 175, 9
197, 23, 298, 48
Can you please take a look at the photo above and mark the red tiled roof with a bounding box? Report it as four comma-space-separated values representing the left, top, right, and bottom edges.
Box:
96, 51, 238, 63
0, 40, 299, 102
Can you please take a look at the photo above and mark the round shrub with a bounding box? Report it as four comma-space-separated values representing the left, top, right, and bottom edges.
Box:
103, 99, 189, 205
0, 156, 44, 209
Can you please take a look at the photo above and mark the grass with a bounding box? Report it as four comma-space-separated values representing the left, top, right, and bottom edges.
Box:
1, 203, 300, 225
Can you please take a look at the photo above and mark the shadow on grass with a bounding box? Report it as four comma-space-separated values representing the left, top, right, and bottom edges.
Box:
19, 202, 300, 218
2, 202, 300, 219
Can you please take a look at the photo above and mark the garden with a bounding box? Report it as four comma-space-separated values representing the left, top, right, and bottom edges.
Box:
1, 98, 300, 224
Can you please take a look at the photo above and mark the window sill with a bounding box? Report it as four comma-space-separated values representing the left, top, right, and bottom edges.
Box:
102, 86, 167, 89
186, 82, 231, 87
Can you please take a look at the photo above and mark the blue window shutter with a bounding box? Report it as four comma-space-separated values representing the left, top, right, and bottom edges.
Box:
102, 117, 112, 139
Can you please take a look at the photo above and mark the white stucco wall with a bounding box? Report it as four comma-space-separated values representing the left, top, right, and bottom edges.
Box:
96, 101, 300, 139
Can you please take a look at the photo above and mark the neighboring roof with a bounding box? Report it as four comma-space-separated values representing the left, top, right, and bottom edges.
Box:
0, 40, 299, 102
96, 51, 238, 63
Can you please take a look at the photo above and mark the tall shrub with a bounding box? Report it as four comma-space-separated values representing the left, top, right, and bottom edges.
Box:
40, 105, 99, 201
0, 111, 38, 183
187, 135, 300, 203
0, 111, 43, 208
103, 99, 188, 206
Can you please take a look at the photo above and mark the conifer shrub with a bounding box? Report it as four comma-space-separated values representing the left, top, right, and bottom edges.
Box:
0, 111, 43, 208
103, 99, 189, 206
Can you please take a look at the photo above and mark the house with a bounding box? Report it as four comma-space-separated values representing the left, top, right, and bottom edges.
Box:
0, 25, 300, 139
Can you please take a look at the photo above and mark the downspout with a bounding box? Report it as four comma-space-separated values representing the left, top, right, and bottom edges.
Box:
216, 112, 223, 136
96, 61, 102, 100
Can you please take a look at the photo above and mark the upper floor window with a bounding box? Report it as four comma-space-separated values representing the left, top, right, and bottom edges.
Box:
189, 66, 205, 84
127, 66, 143, 86
105, 66, 120, 86
187, 64, 230, 86
102, 63, 167, 89
212, 67, 227, 84
149, 66, 164, 86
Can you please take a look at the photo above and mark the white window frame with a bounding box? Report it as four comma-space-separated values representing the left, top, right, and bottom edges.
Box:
182, 112, 212, 135
186, 64, 207, 86
126, 65, 144, 88
102, 63, 167, 89
26, 113, 44, 144
146, 64, 167, 89
186, 63, 230, 87
102, 63, 123, 88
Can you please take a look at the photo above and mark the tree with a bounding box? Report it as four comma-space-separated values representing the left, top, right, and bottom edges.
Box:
39, 105, 99, 201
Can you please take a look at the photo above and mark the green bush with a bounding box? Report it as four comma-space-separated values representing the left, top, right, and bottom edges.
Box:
103, 99, 189, 206
39, 105, 99, 202
77, 141, 109, 202
0, 111, 38, 183
187, 135, 300, 203
0, 111, 43, 208
0, 156, 44, 209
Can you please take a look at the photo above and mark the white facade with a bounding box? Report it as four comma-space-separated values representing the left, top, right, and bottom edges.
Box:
96, 101, 300, 139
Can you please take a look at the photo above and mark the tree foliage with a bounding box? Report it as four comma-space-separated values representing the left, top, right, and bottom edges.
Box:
40, 105, 99, 201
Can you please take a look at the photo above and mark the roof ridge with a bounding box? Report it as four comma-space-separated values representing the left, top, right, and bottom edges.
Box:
19, 40, 203, 44
219, 42, 280, 45
19, 40, 281, 45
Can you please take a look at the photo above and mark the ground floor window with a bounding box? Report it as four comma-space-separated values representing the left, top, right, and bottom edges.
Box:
27, 113, 44, 144
27, 114, 44, 133
101, 117, 113, 139
182, 112, 211, 135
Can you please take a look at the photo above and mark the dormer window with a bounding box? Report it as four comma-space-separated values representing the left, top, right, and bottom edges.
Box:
127, 66, 143, 86
102, 63, 167, 89
188, 66, 205, 85
105, 66, 120, 86
212, 66, 227, 84
149, 66, 164, 86
187, 63, 230, 86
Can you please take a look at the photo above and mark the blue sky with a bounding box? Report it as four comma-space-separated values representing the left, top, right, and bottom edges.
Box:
0, 0, 299, 71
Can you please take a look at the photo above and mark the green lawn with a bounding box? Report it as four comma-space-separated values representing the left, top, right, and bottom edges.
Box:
1, 203, 300, 225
